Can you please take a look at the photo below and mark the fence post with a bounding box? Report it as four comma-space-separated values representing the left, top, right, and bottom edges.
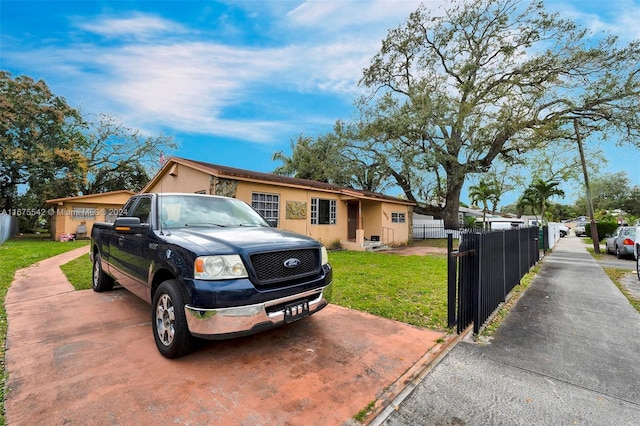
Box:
472, 232, 482, 335
447, 233, 456, 328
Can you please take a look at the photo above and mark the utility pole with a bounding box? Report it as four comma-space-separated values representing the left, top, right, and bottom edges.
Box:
574, 119, 600, 253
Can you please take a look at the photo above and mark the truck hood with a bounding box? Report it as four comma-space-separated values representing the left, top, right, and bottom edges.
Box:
163, 226, 321, 255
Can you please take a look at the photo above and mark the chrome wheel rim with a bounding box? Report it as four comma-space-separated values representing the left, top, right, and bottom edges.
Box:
92, 260, 100, 289
155, 294, 176, 346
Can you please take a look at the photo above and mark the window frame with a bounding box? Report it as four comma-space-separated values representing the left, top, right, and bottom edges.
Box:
311, 198, 337, 225
251, 192, 280, 226
391, 212, 406, 223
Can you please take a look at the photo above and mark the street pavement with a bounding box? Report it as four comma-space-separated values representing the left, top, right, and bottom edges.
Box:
374, 235, 640, 425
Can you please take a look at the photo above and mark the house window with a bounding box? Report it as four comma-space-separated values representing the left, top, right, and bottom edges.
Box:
71, 206, 96, 221
392, 212, 406, 223
311, 198, 337, 225
252, 192, 279, 226
195, 190, 206, 194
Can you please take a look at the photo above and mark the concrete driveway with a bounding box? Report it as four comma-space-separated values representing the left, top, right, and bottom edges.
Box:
4, 246, 447, 425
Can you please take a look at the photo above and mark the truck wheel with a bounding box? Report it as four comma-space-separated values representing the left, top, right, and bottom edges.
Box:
92, 252, 114, 292
152, 280, 195, 358
637, 254, 640, 282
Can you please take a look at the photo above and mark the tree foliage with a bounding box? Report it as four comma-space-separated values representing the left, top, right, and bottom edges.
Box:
272, 124, 393, 192
518, 178, 565, 223
351, 0, 640, 227
0, 71, 86, 210
272, 133, 351, 186
468, 179, 500, 228
80, 113, 174, 194
1, 72, 176, 224
573, 172, 631, 213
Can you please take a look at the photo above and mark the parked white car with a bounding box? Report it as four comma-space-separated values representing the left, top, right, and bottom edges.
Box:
605, 226, 637, 259
559, 224, 569, 237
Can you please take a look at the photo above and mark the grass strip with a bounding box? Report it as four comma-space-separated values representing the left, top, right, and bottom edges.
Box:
60, 253, 93, 291
604, 268, 640, 313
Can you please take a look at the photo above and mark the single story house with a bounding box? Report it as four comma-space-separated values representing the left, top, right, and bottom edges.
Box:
142, 157, 415, 250
46, 190, 136, 241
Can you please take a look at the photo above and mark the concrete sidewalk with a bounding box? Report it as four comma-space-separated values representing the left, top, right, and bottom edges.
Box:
377, 236, 640, 425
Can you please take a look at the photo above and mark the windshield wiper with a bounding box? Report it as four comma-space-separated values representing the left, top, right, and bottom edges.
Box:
184, 223, 226, 227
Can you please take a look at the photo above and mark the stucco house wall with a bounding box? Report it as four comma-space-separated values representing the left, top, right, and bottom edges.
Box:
143, 157, 413, 249
46, 190, 136, 241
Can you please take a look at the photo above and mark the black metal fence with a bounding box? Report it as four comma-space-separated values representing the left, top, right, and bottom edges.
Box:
448, 227, 540, 334
413, 224, 476, 240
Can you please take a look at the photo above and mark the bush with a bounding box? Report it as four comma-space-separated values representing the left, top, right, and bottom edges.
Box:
585, 221, 618, 239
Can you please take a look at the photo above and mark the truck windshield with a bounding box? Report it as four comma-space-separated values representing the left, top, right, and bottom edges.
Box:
158, 195, 270, 229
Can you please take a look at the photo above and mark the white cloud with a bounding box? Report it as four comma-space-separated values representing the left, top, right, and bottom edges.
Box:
10, 1, 636, 148
286, 0, 430, 30
548, 0, 640, 42
77, 13, 187, 39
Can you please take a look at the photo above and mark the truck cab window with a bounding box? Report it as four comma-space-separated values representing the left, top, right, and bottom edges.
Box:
131, 197, 152, 224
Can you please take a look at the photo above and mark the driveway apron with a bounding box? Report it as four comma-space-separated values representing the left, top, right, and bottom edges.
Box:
378, 236, 640, 425
4, 246, 446, 425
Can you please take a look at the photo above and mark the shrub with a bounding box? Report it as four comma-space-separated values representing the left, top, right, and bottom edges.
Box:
585, 221, 619, 239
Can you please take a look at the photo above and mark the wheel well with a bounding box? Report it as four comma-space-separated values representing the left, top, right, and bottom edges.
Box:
151, 269, 177, 299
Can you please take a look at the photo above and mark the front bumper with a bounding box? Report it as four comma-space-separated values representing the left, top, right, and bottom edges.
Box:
184, 282, 332, 339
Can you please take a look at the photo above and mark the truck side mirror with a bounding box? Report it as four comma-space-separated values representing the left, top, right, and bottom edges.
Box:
114, 217, 151, 234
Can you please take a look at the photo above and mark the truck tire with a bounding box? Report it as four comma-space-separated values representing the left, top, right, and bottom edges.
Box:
152, 279, 195, 358
637, 252, 640, 282
92, 252, 114, 292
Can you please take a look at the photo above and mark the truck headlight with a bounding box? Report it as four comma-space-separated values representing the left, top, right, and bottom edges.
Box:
321, 246, 329, 266
194, 255, 248, 280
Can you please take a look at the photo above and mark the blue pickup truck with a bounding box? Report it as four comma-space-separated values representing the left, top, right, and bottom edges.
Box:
91, 193, 333, 358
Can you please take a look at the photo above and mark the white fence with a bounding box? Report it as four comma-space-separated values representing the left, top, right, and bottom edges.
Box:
0, 214, 18, 244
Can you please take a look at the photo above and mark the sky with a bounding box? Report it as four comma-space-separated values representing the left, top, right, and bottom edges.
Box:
2, 0, 640, 208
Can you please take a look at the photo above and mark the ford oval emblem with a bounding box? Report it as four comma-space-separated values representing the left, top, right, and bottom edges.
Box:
283, 258, 301, 269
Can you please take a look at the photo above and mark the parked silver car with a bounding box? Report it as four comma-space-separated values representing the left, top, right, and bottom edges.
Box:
605, 226, 637, 259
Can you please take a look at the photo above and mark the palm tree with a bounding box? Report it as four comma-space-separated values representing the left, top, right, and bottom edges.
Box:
469, 179, 499, 229
517, 189, 539, 220
523, 178, 565, 224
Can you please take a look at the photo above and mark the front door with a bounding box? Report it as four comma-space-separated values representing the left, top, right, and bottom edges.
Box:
347, 202, 359, 241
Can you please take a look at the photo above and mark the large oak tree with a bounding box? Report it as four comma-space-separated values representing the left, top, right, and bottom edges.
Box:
1, 71, 86, 211
356, 0, 640, 227
1, 72, 176, 230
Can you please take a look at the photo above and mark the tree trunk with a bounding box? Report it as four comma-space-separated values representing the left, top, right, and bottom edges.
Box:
442, 172, 465, 229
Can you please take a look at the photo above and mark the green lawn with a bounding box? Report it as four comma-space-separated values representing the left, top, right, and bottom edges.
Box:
330, 250, 449, 330
0, 235, 90, 425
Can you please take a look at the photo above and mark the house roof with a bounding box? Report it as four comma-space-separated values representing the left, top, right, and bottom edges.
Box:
143, 156, 415, 206
46, 190, 137, 204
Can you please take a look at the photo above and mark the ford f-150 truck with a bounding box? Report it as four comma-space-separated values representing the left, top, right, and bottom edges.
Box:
91, 193, 333, 358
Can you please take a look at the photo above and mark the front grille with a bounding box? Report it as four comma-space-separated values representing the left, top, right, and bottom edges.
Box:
250, 248, 320, 286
